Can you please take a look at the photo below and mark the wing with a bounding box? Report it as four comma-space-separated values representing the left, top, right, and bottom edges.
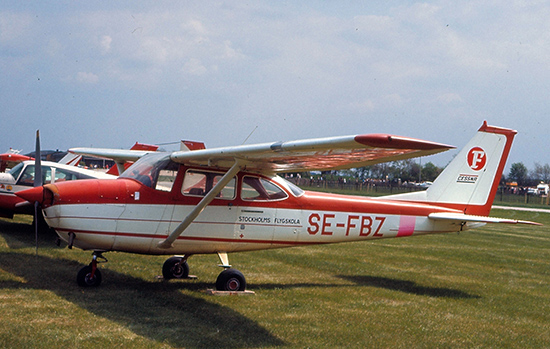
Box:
170, 134, 455, 173
68, 148, 157, 162
428, 212, 542, 225
0, 152, 33, 172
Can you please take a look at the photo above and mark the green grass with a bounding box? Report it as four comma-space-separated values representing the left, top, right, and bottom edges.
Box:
1, 210, 549, 348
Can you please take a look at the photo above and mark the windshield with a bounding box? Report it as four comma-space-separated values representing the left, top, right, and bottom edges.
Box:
274, 176, 305, 197
120, 153, 179, 191
7, 162, 24, 181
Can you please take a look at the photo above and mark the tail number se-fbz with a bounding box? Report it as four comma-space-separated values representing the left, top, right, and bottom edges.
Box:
307, 213, 386, 237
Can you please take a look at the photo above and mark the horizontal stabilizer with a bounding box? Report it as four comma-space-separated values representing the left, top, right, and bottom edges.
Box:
428, 212, 542, 226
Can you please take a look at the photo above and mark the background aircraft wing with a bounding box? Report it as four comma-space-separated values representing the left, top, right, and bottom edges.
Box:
68, 148, 154, 162
0, 152, 33, 172
70, 142, 159, 162
170, 134, 455, 173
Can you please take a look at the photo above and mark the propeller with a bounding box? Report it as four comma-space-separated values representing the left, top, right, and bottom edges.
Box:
33, 130, 43, 254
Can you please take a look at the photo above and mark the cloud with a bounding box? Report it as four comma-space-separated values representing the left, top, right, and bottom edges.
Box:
182, 58, 207, 76
100, 35, 112, 54
0, 12, 34, 44
76, 72, 99, 84
438, 93, 463, 104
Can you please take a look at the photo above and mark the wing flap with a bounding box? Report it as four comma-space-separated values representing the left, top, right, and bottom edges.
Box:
171, 134, 454, 173
428, 212, 542, 225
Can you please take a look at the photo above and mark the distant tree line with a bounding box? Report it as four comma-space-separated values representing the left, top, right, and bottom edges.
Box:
352, 159, 443, 183
300, 160, 550, 188
304, 159, 444, 184
506, 162, 550, 187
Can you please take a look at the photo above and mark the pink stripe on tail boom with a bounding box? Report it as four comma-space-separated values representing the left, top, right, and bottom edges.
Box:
397, 216, 416, 237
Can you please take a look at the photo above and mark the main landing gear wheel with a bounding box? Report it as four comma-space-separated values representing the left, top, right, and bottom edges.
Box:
216, 268, 246, 291
162, 256, 190, 280
77, 265, 102, 287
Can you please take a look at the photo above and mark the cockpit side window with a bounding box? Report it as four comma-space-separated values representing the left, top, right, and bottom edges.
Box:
181, 170, 236, 200
154, 161, 179, 192
241, 176, 288, 201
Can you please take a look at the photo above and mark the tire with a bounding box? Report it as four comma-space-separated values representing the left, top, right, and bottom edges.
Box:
162, 256, 189, 280
77, 265, 102, 287
216, 268, 246, 291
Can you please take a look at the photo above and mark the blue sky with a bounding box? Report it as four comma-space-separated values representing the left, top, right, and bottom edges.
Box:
1, 1, 548, 171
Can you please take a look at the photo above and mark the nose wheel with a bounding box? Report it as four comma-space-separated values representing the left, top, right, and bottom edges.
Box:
77, 252, 107, 287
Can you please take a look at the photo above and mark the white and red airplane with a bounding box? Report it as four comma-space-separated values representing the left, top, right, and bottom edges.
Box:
16, 122, 540, 291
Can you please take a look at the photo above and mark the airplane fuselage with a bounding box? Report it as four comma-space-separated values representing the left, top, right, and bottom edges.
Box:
41, 172, 468, 255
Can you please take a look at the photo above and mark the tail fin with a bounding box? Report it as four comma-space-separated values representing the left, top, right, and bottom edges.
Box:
390, 121, 516, 216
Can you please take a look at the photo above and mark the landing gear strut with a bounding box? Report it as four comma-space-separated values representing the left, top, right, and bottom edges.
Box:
77, 251, 107, 287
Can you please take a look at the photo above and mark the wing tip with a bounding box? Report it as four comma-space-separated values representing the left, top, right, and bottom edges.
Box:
354, 134, 455, 151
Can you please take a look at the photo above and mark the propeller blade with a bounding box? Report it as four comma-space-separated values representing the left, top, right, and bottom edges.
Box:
33, 130, 42, 255
34, 130, 42, 187
34, 201, 39, 255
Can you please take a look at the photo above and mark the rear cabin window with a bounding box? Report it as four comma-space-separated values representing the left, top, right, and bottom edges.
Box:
53, 168, 81, 182
181, 170, 236, 200
241, 176, 288, 201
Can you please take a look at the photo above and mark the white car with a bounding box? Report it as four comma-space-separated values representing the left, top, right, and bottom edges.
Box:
0, 160, 114, 218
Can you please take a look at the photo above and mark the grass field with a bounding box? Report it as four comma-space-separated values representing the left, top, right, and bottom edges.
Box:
1, 208, 549, 348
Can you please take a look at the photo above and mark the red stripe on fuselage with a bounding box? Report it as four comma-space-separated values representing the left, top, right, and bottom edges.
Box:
53, 227, 321, 247
46, 214, 301, 229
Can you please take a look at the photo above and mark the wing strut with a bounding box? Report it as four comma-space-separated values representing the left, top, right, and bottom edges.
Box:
115, 161, 126, 176
157, 160, 244, 249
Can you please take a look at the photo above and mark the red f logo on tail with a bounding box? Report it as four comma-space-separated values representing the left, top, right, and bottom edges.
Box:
468, 147, 486, 171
